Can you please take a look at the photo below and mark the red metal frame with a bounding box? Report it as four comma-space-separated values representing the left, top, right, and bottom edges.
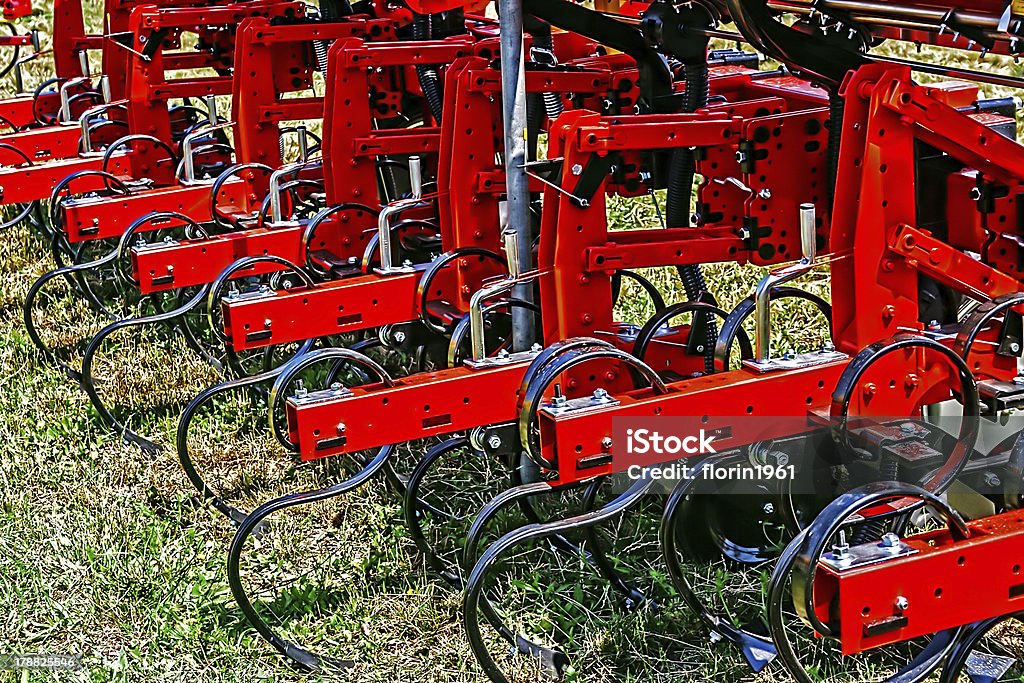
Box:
816, 507, 1024, 655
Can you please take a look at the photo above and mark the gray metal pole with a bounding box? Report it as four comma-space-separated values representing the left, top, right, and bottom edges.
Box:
499, 0, 536, 352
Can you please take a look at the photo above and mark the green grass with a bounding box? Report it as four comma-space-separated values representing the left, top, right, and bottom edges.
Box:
1, 3, 1023, 683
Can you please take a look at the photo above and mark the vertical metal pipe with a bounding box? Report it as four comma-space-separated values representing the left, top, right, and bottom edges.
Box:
499, 0, 536, 352
799, 203, 817, 262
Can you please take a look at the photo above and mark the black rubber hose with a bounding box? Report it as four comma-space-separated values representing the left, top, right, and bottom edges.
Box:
666, 62, 717, 373
412, 15, 444, 124
827, 90, 844, 208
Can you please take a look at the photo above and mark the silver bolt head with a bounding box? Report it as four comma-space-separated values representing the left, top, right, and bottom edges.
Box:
757, 188, 772, 200
393, 331, 407, 343
881, 532, 901, 548
762, 502, 775, 515
571, 163, 584, 176
895, 596, 909, 611
601, 436, 613, 450
593, 388, 610, 400
1013, 375, 1024, 386
487, 435, 502, 450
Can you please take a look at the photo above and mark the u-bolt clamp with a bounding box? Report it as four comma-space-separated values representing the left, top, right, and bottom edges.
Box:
467, 230, 535, 361
267, 127, 314, 224
58, 51, 94, 125
79, 95, 127, 156
374, 156, 429, 275
179, 95, 234, 184
752, 203, 818, 364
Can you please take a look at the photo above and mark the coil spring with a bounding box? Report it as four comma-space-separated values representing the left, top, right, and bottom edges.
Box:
313, 39, 332, 73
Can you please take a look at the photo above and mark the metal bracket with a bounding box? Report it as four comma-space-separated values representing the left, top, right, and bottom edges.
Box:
463, 348, 539, 370
539, 388, 620, 418
743, 348, 847, 374
819, 538, 919, 572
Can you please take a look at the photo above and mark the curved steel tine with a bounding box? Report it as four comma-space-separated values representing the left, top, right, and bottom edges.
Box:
24, 247, 121, 381
177, 367, 284, 525
80, 284, 212, 453
463, 477, 655, 683
226, 443, 398, 672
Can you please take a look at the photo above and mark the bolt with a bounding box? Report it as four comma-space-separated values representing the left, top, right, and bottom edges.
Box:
895, 596, 909, 611
757, 188, 772, 200
330, 382, 343, 393
263, 319, 272, 329
709, 631, 723, 644
983, 471, 1002, 488
880, 532, 901, 548
531, 343, 543, 353
762, 502, 775, 515
294, 379, 307, 398
601, 436, 613, 451
497, 348, 510, 358
402, 259, 413, 268
821, 341, 836, 353
488, 434, 502, 450
571, 163, 584, 176
1014, 375, 1024, 386
832, 530, 850, 559
393, 330, 407, 343
738, 227, 751, 241
927, 320, 942, 331
593, 388, 610, 401
773, 452, 790, 467
735, 151, 747, 163
552, 383, 567, 406
690, 212, 702, 225
1012, 342, 1021, 354
336, 423, 346, 435
783, 349, 796, 360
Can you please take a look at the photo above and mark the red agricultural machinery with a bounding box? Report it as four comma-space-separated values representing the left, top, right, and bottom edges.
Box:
12, 0, 1024, 679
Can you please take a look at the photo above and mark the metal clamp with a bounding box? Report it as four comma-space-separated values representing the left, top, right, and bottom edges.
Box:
58, 51, 92, 124
268, 127, 314, 224
374, 156, 428, 275
79, 94, 127, 155
178, 97, 233, 184
464, 227, 537, 360
752, 203, 819, 364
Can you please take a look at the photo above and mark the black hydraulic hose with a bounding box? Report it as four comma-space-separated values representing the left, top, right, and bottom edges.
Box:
524, 27, 554, 161
412, 15, 444, 124
522, 0, 673, 111
666, 62, 717, 373
827, 90, 844, 208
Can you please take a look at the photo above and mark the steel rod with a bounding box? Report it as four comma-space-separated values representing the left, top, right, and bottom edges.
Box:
499, 0, 536, 352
